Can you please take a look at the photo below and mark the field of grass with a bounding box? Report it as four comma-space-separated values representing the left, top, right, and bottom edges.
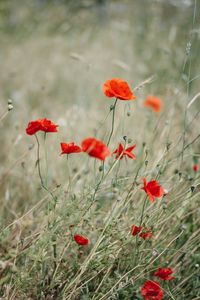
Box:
0, 0, 200, 299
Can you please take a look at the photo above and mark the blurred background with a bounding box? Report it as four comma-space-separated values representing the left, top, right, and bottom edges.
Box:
1, 0, 199, 113
0, 0, 200, 219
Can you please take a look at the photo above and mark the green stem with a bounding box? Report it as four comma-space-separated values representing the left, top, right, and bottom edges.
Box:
35, 134, 45, 189
35, 134, 56, 201
100, 98, 118, 183
107, 98, 118, 146
66, 155, 72, 191
44, 132, 48, 186
85, 98, 118, 211
139, 196, 148, 226
35, 133, 57, 273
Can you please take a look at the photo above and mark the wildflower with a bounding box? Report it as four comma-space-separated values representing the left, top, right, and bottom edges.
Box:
60, 142, 82, 155
113, 143, 136, 160
131, 225, 142, 236
81, 137, 110, 161
74, 234, 89, 246
142, 178, 164, 203
193, 164, 198, 172
103, 78, 136, 100
141, 281, 164, 300
26, 118, 58, 135
154, 267, 175, 281
144, 96, 162, 113
139, 230, 153, 240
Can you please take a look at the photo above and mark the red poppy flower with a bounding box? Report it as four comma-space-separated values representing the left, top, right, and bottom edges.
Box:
103, 78, 136, 100
139, 230, 153, 240
131, 225, 142, 236
74, 234, 89, 246
154, 267, 175, 281
81, 137, 110, 161
144, 96, 162, 112
60, 142, 82, 155
26, 118, 58, 135
113, 143, 136, 160
193, 164, 198, 172
141, 281, 164, 300
26, 120, 42, 135
142, 178, 164, 203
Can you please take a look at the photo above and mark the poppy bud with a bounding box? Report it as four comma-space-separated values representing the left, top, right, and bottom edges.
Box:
127, 112, 131, 117
73, 167, 78, 173
163, 189, 168, 196
123, 136, 127, 141
128, 138, 132, 143
110, 104, 114, 111
99, 166, 103, 172
113, 188, 118, 194
191, 186, 195, 192
166, 142, 171, 150
163, 204, 167, 210
193, 164, 198, 172
8, 104, 13, 111
152, 249, 159, 257
180, 224, 187, 230
186, 41, 191, 55
188, 176, 193, 181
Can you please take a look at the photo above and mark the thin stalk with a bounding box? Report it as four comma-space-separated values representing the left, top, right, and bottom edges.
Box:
35, 133, 57, 273
35, 134, 57, 201
100, 98, 118, 181
82, 98, 118, 213
66, 154, 72, 191
107, 98, 118, 146
44, 132, 48, 186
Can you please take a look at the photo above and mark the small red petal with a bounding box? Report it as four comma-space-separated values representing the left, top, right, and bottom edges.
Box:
74, 234, 89, 246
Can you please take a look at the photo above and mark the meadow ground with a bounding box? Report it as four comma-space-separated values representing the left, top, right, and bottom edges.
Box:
0, 0, 200, 299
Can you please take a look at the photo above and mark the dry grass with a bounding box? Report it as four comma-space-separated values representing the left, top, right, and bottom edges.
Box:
0, 1, 200, 299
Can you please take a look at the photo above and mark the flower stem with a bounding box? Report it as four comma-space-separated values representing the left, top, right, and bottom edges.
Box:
101, 98, 118, 182
35, 133, 57, 273
107, 98, 118, 146
35, 134, 57, 201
